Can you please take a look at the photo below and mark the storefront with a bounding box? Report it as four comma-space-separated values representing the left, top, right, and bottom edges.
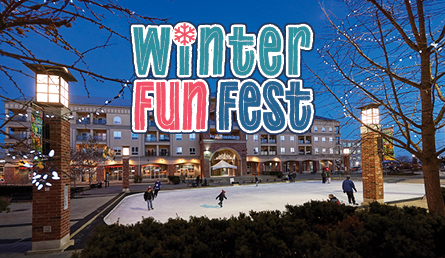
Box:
141, 164, 167, 179
174, 164, 200, 178
105, 165, 135, 181
210, 149, 241, 177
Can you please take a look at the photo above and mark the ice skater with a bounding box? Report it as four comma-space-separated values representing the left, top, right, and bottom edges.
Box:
154, 179, 161, 197
144, 186, 155, 210
342, 176, 358, 205
255, 175, 259, 187
216, 190, 227, 207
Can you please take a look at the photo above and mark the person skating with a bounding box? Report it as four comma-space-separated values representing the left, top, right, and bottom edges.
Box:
154, 179, 161, 197
216, 190, 227, 207
144, 186, 155, 210
327, 170, 332, 184
321, 170, 327, 183
342, 176, 358, 205
255, 175, 259, 187
196, 175, 200, 187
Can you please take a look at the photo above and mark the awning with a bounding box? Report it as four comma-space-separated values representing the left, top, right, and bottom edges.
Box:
212, 160, 237, 170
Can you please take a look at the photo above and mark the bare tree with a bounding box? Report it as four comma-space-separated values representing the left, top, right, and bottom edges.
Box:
70, 138, 113, 188
312, 1, 445, 215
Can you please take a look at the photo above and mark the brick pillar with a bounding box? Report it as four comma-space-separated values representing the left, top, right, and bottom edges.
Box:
344, 155, 350, 176
167, 164, 175, 176
4, 164, 15, 184
96, 166, 105, 182
31, 107, 72, 252
314, 160, 319, 173
258, 162, 264, 175
122, 157, 130, 192
361, 127, 384, 205
298, 161, 303, 173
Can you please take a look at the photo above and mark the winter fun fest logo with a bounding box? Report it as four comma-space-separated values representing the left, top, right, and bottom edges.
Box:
130, 22, 314, 135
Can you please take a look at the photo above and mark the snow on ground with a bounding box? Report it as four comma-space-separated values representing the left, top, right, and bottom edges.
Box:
104, 180, 425, 226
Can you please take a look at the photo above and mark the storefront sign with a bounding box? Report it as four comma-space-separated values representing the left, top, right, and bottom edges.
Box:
215, 153, 235, 161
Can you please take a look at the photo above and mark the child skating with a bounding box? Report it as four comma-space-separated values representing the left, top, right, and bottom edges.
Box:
216, 190, 227, 207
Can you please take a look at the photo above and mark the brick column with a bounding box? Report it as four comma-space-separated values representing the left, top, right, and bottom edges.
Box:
4, 164, 15, 184
258, 162, 264, 175
122, 157, 130, 192
167, 164, 175, 176
361, 127, 384, 205
96, 166, 105, 182
298, 161, 303, 173
314, 160, 319, 173
31, 107, 72, 253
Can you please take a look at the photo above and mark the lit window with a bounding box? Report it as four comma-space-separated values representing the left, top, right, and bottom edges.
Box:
330, 148, 333, 154
314, 137, 318, 143
253, 147, 259, 154
322, 148, 326, 154
253, 135, 258, 142
281, 136, 285, 142
113, 147, 121, 156
113, 116, 121, 124
176, 147, 182, 154
322, 137, 326, 143
189, 133, 195, 141
314, 147, 319, 154
290, 147, 295, 154
281, 147, 285, 154
322, 127, 326, 132
329, 137, 333, 143
190, 147, 195, 154
113, 131, 121, 139
176, 134, 182, 140
290, 136, 295, 143
131, 133, 138, 140
314, 126, 318, 132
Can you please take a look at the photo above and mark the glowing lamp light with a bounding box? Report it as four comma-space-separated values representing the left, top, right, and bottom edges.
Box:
343, 148, 350, 155
122, 146, 130, 157
25, 63, 76, 108
359, 103, 380, 125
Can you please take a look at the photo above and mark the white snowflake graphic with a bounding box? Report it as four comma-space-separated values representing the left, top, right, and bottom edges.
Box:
173, 22, 196, 46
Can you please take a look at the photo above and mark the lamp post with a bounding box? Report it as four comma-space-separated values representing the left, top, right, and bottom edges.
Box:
122, 146, 130, 193
359, 103, 384, 205
26, 63, 76, 253
343, 147, 350, 176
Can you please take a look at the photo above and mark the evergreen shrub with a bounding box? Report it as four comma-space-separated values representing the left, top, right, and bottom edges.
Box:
76, 201, 445, 258
168, 176, 180, 184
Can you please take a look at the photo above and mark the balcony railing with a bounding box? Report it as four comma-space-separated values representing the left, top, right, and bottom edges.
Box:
306, 151, 312, 155
11, 116, 27, 122
210, 135, 240, 140
77, 118, 90, 124
145, 135, 157, 142
76, 135, 90, 141
93, 119, 106, 125
299, 151, 305, 155
305, 141, 311, 144
93, 135, 107, 141
159, 135, 170, 141
269, 139, 276, 143
269, 151, 276, 155
159, 152, 169, 156
298, 140, 304, 144
9, 133, 27, 139
261, 151, 268, 155
261, 139, 268, 143
145, 151, 157, 156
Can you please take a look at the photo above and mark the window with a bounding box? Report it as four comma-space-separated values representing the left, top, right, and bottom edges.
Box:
290, 136, 295, 143
330, 148, 333, 154
290, 147, 295, 154
358, 149, 361, 154
280, 136, 285, 142
281, 147, 285, 154
329, 127, 333, 133
322, 148, 326, 154
314, 147, 319, 154
176, 147, 183, 154
189, 133, 195, 141
329, 137, 333, 143
113, 147, 121, 156
246, 135, 248, 140
314, 126, 318, 132
253, 135, 258, 142
113, 131, 121, 139
190, 147, 196, 154
131, 147, 138, 155
314, 136, 318, 143
176, 134, 182, 140
131, 133, 138, 140
322, 127, 326, 132
322, 137, 326, 143
253, 147, 259, 154
113, 116, 121, 124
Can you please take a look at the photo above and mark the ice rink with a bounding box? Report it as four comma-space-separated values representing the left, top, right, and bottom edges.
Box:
104, 180, 426, 225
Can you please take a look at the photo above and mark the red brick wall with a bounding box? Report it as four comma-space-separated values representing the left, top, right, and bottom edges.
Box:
4, 166, 15, 184
361, 131, 384, 201
32, 113, 71, 243
122, 158, 129, 189
96, 166, 105, 182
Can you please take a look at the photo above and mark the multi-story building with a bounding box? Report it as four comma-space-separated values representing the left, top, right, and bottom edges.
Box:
341, 139, 362, 168
3, 95, 342, 183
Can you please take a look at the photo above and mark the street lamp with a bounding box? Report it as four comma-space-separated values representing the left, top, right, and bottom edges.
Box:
26, 64, 76, 253
122, 146, 130, 193
343, 147, 350, 176
359, 103, 384, 205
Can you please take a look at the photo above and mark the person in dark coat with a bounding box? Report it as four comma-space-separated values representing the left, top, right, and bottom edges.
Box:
321, 171, 327, 183
327, 194, 341, 205
144, 186, 155, 210
255, 175, 259, 187
216, 190, 227, 207
196, 175, 200, 187
154, 179, 161, 197
342, 176, 358, 205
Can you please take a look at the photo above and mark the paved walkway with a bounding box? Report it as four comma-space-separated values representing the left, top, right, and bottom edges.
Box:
0, 173, 441, 258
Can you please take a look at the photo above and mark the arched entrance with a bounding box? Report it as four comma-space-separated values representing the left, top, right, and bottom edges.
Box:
210, 148, 242, 177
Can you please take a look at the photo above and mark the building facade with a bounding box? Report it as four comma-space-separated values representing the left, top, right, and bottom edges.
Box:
341, 139, 362, 169
3, 96, 342, 183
